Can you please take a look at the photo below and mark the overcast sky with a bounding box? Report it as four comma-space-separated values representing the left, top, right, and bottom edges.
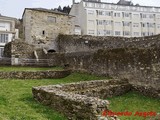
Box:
0, 0, 160, 19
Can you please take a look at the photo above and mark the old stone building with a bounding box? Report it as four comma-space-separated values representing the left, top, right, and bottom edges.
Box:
22, 8, 75, 51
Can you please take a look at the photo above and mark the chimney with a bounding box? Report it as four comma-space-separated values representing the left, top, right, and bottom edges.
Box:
73, 0, 75, 4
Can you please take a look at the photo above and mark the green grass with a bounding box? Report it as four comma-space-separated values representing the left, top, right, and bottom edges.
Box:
107, 91, 160, 120
0, 72, 106, 120
0, 66, 64, 71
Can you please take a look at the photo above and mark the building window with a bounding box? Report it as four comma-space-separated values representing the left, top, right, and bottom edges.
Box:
114, 12, 120, 17
104, 20, 112, 25
157, 24, 160, 28
133, 23, 139, 27
0, 48, 4, 57
148, 23, 154, 28
115, 22, 121, 26
123, 21, 130, 27
97, 20, 103, 25
98, 11, 105, 15
134, 32, 139, 36
88, 10, 94, 15
123, 31, 130, 36
104, 30, 112, 36
105, 11, 112, 16
98, 30, 104, 36
88, 30, 94, 35
0, 34, 8, 43
133, 14, 139, 18
96, 3, 102, 8
142, 32, 148, 36
115, 31, 121, 36
156, 15, 160, 19
47, 16, 56, 23
88, 20, 94, 24
142, 23, 148, 27
123, 12, 130, 17
42, 30, 45, 36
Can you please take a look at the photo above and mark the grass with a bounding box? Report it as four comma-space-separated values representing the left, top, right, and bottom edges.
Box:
0, 66, 64, 71
107, 91, 160, 120
0, 72, 107, 120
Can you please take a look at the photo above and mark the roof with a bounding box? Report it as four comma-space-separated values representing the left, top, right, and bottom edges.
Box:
82, 0, 160, 9
0, 15, 17, 21
117, 0, 133, 6
22, 8, 75, 18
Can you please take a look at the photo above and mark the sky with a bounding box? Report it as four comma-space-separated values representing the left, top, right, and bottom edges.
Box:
0, 0, 160, 19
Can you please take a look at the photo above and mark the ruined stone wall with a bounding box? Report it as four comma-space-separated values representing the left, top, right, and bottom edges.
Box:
32, 79, 130, 120
0, 70, 70, 79
23, 9, 75, 50
4, 39, 35, 59
58, 34, 160, 52
45, 48, 160, 98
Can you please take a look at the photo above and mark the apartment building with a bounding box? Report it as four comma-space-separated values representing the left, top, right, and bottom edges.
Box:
0, 15, 18, 57
70, 0, 160, 37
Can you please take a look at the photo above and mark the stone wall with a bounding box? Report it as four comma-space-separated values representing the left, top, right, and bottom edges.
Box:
0, 70, 71, 79
32, 79, 130, 120
45, 48, 160, 98
4, 39, 35, 59
58, 34, 160, 52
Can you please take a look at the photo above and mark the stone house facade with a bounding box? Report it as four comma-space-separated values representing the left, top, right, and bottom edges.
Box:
22, 8, 75, 51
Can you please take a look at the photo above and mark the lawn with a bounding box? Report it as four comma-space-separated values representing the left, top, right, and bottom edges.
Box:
0, 72, 106, 120
107, 91, 160, 120
0, 66, 63, 71
0, 70, 159, 120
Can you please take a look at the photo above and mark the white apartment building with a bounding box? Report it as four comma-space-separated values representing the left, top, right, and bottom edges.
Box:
0, 15, 18, 57
70, 0, 160, 37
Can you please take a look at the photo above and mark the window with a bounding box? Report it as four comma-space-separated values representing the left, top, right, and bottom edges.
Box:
157, 15, 160, 19
123, 31, 130, 36
98, 30, 104, 35
115, 22, 121, 26
88, 20, 94, 24
142, 32, 148, 36
149, 14, 154, 19
142, 14, 147, 18
104, 20, 112, 25
88, 10, 94, 15
157, 24, 160, 28
114, 12, 120, 17
97, 20, 111, 25
0, 48, 4, 57
133, 14, 139, 18
142, 23, 148, 27
105, 11, 112, 16
0, 34, 8, 43
47, 16, 56, 23
104, 30, 112, 35
96, 3, 102, 8
98, 11, 105, 15
148, 23, 154, 28
149, 32, 154, 36
123, 21, 130, 27
124, 12, 130, 17
133, 23, 139, 27
42, 30, 45, 36
88, 30, 94, 35
115, 31, 121, 35
134, 32, 139, 36
97, 20, 103, 25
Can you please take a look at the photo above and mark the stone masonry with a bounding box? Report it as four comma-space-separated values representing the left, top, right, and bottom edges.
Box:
23, 8, 75, 50
32, 79, 131, 120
